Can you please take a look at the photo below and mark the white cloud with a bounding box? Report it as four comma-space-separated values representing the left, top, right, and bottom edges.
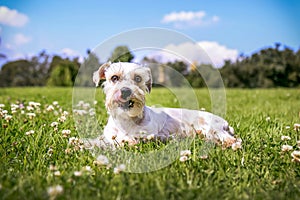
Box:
162, 11, 206, 23
161, 10, 219, 28
14, 33, 31, 46
0, 6, 29, 27
60, 48, 84, 63
146, 41, 238, 68
197, 41, 238, 67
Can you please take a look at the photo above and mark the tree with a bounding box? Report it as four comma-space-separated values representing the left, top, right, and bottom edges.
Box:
47, 56, 80, 87
109, 46, 134, 62
75, 50, 100, 87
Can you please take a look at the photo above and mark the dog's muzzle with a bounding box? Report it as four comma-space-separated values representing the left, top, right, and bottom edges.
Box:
114, 87, 135, 110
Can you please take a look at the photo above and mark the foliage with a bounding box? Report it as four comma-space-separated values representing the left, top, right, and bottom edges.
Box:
1, 44, 300, 88
220, 44, 300, 88
108, 45, 134, 63
0, 87, 300, 199
47, 57, 80, 87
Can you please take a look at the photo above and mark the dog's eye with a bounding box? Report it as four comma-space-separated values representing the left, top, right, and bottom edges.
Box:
134, 75, 142, 83
111, 75, 119, 83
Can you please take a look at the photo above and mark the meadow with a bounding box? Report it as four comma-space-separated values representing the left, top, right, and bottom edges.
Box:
0, 87, 300, 200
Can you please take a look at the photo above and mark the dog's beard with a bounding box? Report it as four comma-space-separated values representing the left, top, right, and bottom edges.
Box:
105, 88, 145, 118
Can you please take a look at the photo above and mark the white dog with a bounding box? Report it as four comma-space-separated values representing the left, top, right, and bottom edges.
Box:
93, 62, 241, 149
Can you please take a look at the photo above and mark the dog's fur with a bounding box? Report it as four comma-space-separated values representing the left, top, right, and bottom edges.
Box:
93, 62, 240, 148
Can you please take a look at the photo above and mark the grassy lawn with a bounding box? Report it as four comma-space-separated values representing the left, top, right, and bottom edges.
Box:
0, 87, 300, 200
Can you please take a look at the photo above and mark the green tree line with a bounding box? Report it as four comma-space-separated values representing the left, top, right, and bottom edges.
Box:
0, 44, 299, 88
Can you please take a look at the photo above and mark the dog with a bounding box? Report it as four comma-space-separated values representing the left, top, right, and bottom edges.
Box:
92, 62, 241, 149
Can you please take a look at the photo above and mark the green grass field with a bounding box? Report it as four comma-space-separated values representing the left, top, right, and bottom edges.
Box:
1, 87, 300, 200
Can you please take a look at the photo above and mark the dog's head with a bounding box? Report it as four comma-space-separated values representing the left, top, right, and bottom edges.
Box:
93, 62, 152, 118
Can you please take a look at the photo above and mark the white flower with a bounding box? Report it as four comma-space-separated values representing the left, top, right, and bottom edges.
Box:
266, 117, 271, 121
179, 155, 189, 162
113, 164, 126, 174
232, 138, 242, 151
68, 137, 77, 145
47, 148, 54, 155
281, 135, 291, 141
74, 171, 82, 177
2, 110, 8, 114
52, 101, 59, 106
180, 150, 191, 157
46, 105, 55, 112
49, 164, 57, 171
82, 166, 92, 172
26, 106, 34, 111
26, 113, 36, 119
4, 115, 12, 122
281, 144, 293, 152
0, 104, 5, 108
25, 130, 35, 136
83, 103, 90, 109
50, 122, 59, 127
94, 100, 98, 105
58, 115, 67, 122
62, 111, 69, 116
77, 101, 85, 107
146, 134, 155, 140
73, 109, 88, 115
285, 126, 290, 129
54, 171, 61, 176
47, 185, 63, 198
11, 104, 19, 110
94, 155, 109, 166
89, 108, 96, 116
294, 123, 300, 131
291, 150, 300, 162
62, 130, 71, 137
29, 101, 41, 108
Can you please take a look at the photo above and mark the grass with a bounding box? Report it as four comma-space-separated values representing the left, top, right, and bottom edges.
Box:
0, 87, 300, 200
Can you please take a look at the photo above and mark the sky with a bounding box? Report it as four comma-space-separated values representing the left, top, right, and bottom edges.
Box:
0, 0, 299, 67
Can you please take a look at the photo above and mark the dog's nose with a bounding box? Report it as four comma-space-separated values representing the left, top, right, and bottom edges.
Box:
120, 87, 132, 99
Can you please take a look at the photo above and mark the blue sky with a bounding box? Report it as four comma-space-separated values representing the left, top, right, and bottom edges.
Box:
0, 0, 299, 66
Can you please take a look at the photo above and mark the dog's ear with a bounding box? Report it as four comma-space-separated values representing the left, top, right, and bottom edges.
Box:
145, 68, 152, 93
93, 62, 111, 87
